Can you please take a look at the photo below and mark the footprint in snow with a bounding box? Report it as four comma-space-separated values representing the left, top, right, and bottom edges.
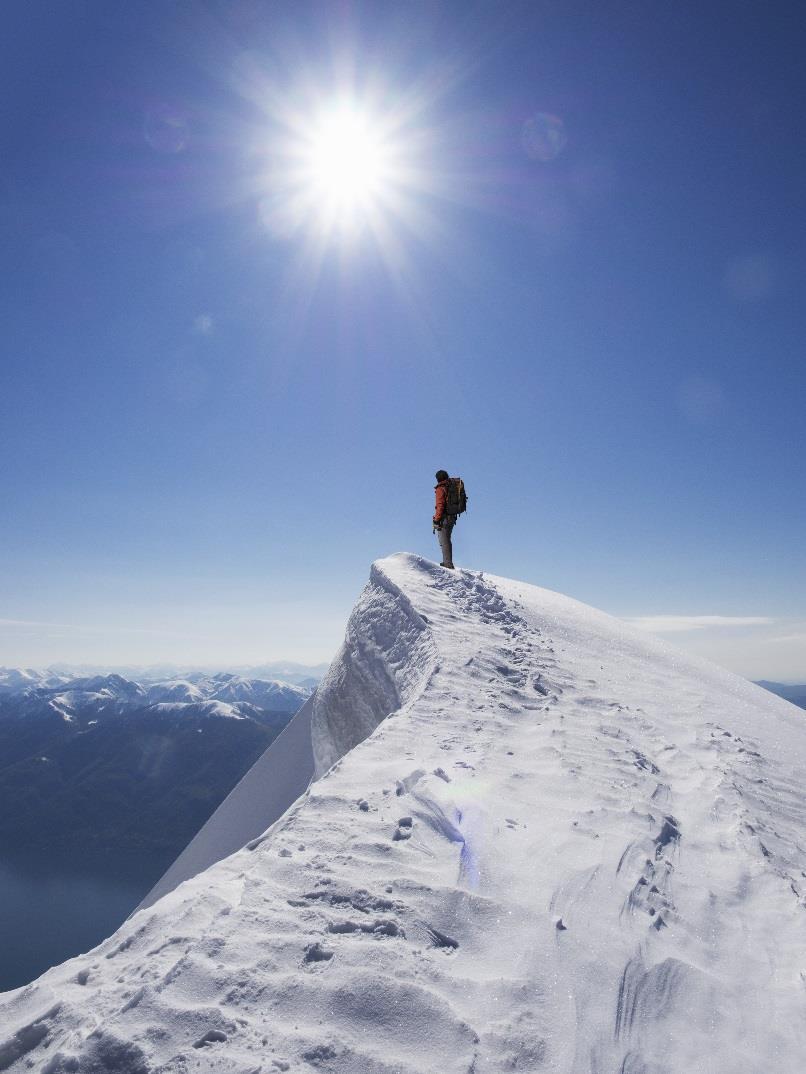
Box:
423, 924, 459, 950
193, 1030, 228, 1048
393, 817, 413, 841
302, 1044, 338, 1063
303, 942, 334, 964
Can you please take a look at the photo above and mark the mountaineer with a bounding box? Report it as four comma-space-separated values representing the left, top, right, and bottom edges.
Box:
432, 470, 467, 570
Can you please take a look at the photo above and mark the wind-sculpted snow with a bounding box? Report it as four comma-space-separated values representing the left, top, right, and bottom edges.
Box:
311, 559, 437, 777
1, 553, 806, 1073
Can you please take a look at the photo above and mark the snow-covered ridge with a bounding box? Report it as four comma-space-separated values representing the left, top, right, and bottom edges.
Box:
312, 559, 437, 776
1, 553, 805, 1073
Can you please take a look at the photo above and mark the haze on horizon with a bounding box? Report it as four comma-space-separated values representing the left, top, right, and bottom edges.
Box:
2, 1, 804, 681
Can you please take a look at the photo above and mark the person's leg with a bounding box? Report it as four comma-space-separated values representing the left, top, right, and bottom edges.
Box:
438, 520, 455, 568
436, 523, 448, 565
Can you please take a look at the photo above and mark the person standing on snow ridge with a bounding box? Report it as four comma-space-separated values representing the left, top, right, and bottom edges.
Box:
433, 469, 456, 569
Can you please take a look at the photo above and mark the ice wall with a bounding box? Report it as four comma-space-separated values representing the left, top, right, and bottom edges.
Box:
311, 560, 437, 777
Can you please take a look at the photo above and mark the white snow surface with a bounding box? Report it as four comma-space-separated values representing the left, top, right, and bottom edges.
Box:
2, 553, 806, 1073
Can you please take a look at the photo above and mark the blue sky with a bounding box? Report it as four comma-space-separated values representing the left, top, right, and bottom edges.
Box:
2, 0, 804, 678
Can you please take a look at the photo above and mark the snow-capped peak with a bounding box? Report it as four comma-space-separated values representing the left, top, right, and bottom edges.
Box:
1, 554, 804, 1072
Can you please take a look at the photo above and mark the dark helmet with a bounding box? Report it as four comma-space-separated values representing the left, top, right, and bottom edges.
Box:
435, 469, 449, 482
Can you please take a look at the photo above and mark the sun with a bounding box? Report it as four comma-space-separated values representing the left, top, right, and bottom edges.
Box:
303, 105, 390, 222
260, 91, 427, 244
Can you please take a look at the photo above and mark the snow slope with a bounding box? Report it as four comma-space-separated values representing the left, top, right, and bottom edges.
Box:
2, 553, 805, 1073
137, 694, 316, 912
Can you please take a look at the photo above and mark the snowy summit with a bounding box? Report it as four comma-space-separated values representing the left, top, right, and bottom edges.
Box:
1, 553, 805, 1072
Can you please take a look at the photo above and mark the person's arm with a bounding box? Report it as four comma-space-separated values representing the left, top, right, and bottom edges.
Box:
433, 485, 446, 524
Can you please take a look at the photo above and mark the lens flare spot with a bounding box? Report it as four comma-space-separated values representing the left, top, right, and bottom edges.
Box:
521, 113, 567, 162
144, 104, 190, 154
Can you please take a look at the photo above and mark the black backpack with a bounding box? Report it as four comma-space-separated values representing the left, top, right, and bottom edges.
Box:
445, 477, 468, 518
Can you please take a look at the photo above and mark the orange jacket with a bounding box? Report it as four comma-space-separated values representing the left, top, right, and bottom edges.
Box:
433, 479, 450, 523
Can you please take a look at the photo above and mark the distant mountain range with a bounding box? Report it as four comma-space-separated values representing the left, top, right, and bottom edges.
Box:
0, 660, 327, 692
755, 680, 806, 710
0, 669, 317, 863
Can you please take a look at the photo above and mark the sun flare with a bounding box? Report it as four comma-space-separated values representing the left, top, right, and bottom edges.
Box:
304, 105, 390, 219
260, 90, 429, 246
